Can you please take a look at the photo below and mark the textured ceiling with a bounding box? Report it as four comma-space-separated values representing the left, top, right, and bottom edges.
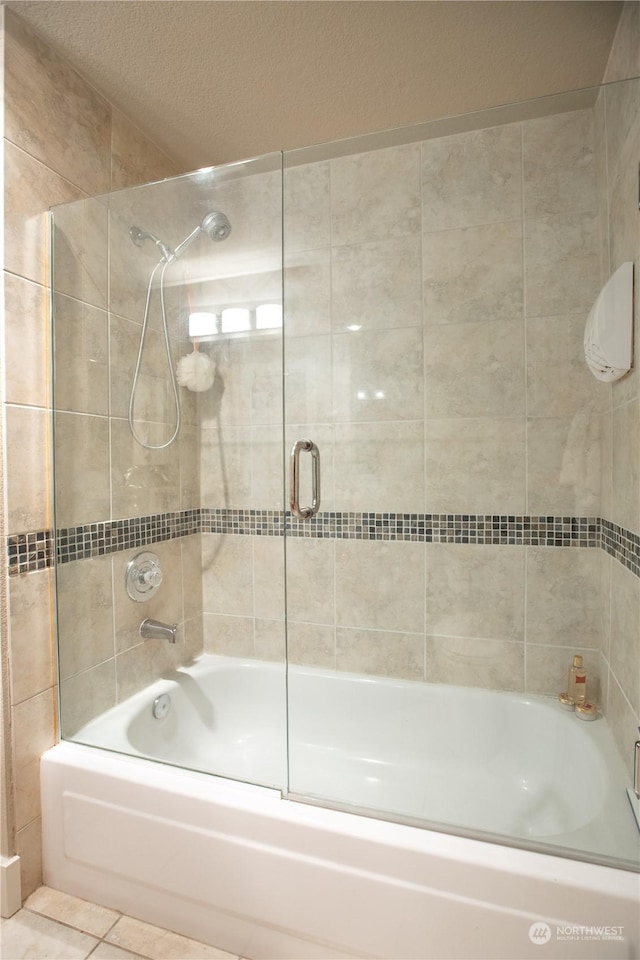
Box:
6, 0, 622, 171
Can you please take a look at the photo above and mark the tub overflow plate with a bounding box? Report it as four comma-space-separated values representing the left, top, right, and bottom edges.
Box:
152, 693, 171, 720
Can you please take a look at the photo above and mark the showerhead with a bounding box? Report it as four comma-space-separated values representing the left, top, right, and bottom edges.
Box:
200, 211, 232, 242
171, 210, 232, 260
130, 211, 232, 263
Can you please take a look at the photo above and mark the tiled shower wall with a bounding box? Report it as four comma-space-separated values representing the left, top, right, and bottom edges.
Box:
202, 75, 639, 775
204, 108, 607, 680
2, 9, 182, 896
597, 0, 640, 781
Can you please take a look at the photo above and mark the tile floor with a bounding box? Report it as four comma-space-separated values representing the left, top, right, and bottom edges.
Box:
1, 886, 246, 960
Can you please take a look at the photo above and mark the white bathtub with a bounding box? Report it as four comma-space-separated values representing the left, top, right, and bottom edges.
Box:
42, 655, 640, 959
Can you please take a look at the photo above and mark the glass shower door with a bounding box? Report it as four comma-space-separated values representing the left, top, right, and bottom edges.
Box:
52, 151, 288, 790
282, 140, 428, 819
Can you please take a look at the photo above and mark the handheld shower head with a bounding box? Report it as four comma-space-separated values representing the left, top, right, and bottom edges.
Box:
130, 212, 232, 264
200, 211, 232, 242
172, 211, 232, 260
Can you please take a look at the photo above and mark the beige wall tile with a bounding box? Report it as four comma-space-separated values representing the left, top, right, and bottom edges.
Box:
250, 424, 285, 510
284, 537, 335, 625
4, 275, 50, 408
182, 535, 203, 622
5, 405, 51, 532
5, 10, 111, 195
421, 124, 522, 231
285, 334, 332, 423
54, 412, 110, 528
599, 551, 612, 664
52, 194, 109, 310
12, 688, 57, 829
110, 418, 181, 518
284, 247, 331, 337
607, 670, 640, 782
25, 886, 119, 938
593, 89, 610, 285
423, 220, 523, 324
336, 627, 424, 681
253, 536, 285, 621
60, 660, 116, 737
609, 133, 640, 280
202, 535, 253, 617
524, 211, 599, 318
15, 818, 43, 901
183, 616, 204, 663
5, 139, 85, 284
331, 236, 422, 332
611, 399, 640, 532
605, 78, 640, 189
523, 109, 596, 219
115, 641, 181, 704
283, 161, 330, 252
426, 418, 526, 515
425, 319, 524, 418
249, 337, 283, 426
203, 613, 254, 658
600, 410, 613, 520
53, 294, 109, 415
57, 556, 114, 680
526, 414, 601, 516
426, 636, 524, 692
525, 644, 603, 701
330, 144, 421, 246
200, 424, 251, 508
426, 544, 525, 641
110, 314, 174, 422
335, 540, 425, 634
610, 560, 640, 715
526, 547, 602, 647
9, 570, 55, 704
179, 422, 200, 510
334, 420, 424, 513
604, 1, 640, 83
286, 621, 335, 669
111, 109, 178, 190
254, 619, 286, 662
332, 327, 423, 421
526, 315, 611, 418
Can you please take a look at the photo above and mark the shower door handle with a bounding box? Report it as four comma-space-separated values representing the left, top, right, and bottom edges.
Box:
290, 439, 320, 520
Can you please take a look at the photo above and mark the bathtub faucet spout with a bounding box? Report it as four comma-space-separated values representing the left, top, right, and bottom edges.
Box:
140, 618, 178, 643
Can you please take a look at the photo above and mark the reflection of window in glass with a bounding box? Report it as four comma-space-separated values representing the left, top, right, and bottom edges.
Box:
188, 312, 218, 337
256, 304, 283, 330
221, 308, 251, 333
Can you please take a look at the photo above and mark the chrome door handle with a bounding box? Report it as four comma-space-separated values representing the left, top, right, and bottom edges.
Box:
290, 439, 320, 520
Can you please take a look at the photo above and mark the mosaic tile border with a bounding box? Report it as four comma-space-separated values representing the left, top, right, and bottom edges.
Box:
7, 509, 639, 578
602, 518, 640, 578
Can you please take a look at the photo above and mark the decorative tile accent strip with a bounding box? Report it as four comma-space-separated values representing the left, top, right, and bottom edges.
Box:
602, 519, 640, 578
6, 510, 639, 578
6, 529, 54, 576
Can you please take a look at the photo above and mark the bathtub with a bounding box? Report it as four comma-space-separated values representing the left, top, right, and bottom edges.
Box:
42, 655, 640, 959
